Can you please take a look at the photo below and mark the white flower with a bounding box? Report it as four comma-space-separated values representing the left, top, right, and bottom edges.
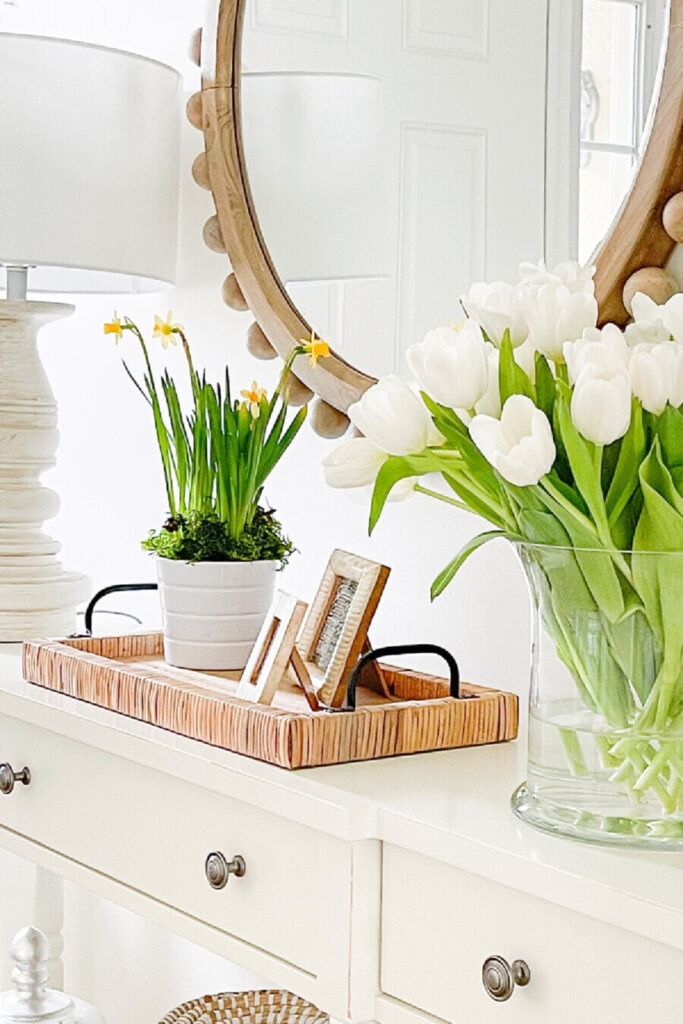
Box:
625, 318, 672, 348
519, 281, 598, 362
631, 292, 683, 342
469, 395, 556, 487
461, 280, 528, 347
519, 259, 596, 295
513, 338, 538, 382
322, 437, 388, 490
563, 324, 630, 384
630, 343, 676, 414
670, 345, 683, 407
570, 367, 632, 445
348, 375, 433, 456
345, 477, 417, 504
474, 347, 501, 417
407, 322, 490, 410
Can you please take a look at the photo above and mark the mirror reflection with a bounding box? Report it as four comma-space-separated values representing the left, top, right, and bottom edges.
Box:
579, 0, 669, 261
240, 0, 669, 377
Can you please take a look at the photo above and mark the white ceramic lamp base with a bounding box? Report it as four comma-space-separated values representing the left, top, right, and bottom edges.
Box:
0, 301, 89, 640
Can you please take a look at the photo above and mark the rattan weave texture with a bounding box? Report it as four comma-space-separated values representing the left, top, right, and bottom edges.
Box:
159, 989, 328, 1024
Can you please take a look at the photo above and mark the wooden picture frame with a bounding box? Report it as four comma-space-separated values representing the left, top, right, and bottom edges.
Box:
236, 591, 307, 705
295, 550, 390, 708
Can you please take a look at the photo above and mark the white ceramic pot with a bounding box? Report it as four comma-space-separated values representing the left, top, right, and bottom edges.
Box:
156, 557, 277, 671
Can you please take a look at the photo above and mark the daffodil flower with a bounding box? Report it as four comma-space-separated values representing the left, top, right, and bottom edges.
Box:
103, 314, 123, 342
153, 311, 182, 349
300, 331, 330, 366
240, 381, 267, 418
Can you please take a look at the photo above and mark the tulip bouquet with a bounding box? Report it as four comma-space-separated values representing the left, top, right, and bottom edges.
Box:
324, 261, 683, 824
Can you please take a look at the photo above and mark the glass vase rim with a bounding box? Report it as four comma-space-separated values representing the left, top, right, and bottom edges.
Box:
513, 540, 683, 557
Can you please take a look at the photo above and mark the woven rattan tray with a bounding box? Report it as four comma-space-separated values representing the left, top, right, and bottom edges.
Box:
22, 633, 518, 769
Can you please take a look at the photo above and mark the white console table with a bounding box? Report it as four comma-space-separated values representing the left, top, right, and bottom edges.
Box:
1, 645, 682, 1023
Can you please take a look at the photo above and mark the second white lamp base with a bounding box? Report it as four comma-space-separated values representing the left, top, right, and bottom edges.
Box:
0, 301, 89, 640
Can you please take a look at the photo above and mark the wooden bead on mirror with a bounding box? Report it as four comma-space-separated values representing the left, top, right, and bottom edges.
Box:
191, 153, 211, 191
310, 399, 351, 439
202, 215, 226, 254
622, 267, 679, 315
222, 274, 250, 312
283, 372, 314, 407
186, 93, 203, 131
246, 321, 277, 359
663, 193, 683, 244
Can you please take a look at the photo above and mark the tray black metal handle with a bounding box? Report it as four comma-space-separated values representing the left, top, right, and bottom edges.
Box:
344, 643, 460, 711
83, 583, 158, 636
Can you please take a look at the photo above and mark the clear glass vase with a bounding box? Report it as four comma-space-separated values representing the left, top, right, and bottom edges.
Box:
511, 543, 683, 849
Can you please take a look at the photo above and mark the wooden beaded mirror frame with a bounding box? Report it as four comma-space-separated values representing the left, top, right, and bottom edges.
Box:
190, 0, 683, 438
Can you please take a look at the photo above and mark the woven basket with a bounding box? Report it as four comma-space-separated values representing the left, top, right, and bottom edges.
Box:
158, 990, 329, 1024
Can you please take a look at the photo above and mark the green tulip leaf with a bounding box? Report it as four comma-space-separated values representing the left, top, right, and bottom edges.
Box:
431, 530, 511, 599
605, 401, 646, 533
534, 352, 556, 423
499, 333, 535, 405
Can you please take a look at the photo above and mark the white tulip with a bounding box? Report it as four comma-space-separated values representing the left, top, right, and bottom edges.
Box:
461, 280, 528, 347
519, 259, 596, 295
519, 281, 598, 362
570, 367, 632, 445
345, 477, 417, 505
475, 347, 501, 417
630, 343, 675, 415
631, 292, 683, 343
563, 324, 630, 384
348, 375, 433, 456
469, 395, 556, 487
513, 338, 538, 382
670, 345, 683, 408
322, 437, 388, 490
407, 322, 490, 410
624, 318, 671, 348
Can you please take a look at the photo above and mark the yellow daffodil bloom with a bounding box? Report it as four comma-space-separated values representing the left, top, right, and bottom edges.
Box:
300, 331, 330, 366
103, 314, 123, 341
153, 311, 182, 349
240, 381, 267, 418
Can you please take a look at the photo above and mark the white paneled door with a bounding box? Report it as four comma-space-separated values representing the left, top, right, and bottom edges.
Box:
242, 0, 551, 374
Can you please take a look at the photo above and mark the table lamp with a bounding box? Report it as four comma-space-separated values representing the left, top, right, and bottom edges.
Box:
0, 33, 181, 640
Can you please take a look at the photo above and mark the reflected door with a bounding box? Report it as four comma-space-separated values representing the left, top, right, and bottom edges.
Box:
243, 0, 550, 375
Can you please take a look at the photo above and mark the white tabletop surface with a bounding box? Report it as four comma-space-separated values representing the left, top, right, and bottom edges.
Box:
2, 644, 682, 950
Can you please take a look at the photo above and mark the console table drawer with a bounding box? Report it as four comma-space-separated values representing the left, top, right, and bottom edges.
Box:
381, 845, 683, 1023
0, 716, 346, 976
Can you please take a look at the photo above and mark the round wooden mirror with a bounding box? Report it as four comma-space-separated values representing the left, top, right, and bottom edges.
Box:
195, 0, 683, 433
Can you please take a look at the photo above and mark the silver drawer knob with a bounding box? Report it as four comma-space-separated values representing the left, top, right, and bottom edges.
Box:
204, 851, 246, 890
482, 955, 531, 1001
0, 763, 31, 795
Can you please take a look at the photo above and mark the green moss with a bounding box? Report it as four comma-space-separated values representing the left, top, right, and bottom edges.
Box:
142, 507, 295, 568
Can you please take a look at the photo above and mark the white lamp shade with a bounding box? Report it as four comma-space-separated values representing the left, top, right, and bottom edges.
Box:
240, 73, 389, 284
0, 33, 181, 293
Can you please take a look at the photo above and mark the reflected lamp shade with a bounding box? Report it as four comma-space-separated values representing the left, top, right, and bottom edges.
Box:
0, 33, 181, 293
240, 73, 389, 284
